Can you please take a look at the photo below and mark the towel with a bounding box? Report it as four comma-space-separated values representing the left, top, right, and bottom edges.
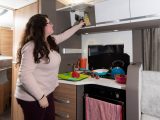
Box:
86, 96, 122, 120
142, 71, 160, 118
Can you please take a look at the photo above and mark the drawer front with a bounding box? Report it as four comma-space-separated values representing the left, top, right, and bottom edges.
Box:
54, 95, 76, 111
54, 83, 76, 99
55, 109, 76, 120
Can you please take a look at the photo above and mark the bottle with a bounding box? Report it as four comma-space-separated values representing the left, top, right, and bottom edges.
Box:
84, 13, 91, 26
80, 58, 87, 70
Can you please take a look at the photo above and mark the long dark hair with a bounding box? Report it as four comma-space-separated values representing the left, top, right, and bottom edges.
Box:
16, 14, 59, 65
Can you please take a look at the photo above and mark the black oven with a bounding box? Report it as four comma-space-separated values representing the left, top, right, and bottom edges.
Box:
84, 84, 126, 120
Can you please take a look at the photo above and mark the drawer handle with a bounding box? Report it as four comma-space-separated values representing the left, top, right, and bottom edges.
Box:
55, 97, 70, 104
55, 111, 70, 119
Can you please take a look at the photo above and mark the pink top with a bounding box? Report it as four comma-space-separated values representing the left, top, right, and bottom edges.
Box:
15, 24, 82, 101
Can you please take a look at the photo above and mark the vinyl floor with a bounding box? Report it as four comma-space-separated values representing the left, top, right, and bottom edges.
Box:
0, 108, 11, 120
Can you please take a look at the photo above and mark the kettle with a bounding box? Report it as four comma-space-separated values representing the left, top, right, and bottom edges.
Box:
110, 60, 125, 79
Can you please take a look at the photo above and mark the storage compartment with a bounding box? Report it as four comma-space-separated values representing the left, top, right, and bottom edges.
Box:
130, 0, 160, 22
95, 0, 130, 25
54, 83, 84, 120
69, 6, 96, 27
0, 68, 12, 114
56, 1, 96, 27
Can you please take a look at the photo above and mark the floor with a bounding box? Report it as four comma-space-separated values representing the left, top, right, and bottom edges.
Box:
0, 108, 11, 120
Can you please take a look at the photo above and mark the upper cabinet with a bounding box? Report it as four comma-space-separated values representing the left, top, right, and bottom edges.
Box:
95, 0, 130, 25
56, 0, 160, 34
130, 0, 160, 22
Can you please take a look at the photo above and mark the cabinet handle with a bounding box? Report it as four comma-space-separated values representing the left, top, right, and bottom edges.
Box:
54, 97, 70, 104
0, 67, 12, 71
96, 13, 160, 26
55, 111, 70, 119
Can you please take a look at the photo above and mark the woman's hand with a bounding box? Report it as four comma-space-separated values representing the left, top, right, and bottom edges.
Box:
38, 95, 49, 108
79, 20, 85, 28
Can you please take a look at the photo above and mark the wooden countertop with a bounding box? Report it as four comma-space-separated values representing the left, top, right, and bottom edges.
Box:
0, 56, 12, 60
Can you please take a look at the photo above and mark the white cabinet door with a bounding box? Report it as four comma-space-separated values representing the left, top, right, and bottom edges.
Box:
130, 0, 160, 22
95, 0, 130, 25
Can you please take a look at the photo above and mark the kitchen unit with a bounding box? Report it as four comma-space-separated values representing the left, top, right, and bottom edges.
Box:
54, 83, 84, 120
53, 2, 148, 118
0, 56, 12, 114
55, 77, 125, 120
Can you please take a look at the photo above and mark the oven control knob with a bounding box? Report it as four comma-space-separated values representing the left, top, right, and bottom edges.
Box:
115, 93, 120, 99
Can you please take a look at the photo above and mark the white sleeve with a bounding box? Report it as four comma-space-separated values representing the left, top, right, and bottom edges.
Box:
53, 24, 82, 44
18, 42, 44, 100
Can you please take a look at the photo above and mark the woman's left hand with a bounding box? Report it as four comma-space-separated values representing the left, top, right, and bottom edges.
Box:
79, 20, 85, 28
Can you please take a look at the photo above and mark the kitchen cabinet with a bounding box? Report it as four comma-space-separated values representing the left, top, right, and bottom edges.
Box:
0, 57, 12, 114
130, 0, 160, 22
95, 0, 130, 25
0, 27, 13, 56
54, 83, 84, 120
12, 2, 39, 120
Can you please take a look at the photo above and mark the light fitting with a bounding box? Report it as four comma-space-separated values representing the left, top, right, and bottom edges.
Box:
0, 8, 8, 16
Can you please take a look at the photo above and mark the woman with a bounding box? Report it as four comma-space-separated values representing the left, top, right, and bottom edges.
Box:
15, 14, 84, 120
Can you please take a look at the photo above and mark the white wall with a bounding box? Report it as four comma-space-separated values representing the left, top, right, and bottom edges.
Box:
81, 30, 133, 62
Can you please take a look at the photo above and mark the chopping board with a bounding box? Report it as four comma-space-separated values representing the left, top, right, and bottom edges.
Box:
58, 72, 89, 81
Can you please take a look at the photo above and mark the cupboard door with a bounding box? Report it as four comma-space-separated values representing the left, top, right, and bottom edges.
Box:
130, 0, 160, 22
0, 28, 13, 56
95, 0, 130, 25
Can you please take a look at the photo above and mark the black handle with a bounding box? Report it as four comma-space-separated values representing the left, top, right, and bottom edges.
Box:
112, 60, 125, 67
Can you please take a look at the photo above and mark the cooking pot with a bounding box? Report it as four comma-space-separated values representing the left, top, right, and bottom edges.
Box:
111, 60, 125, 79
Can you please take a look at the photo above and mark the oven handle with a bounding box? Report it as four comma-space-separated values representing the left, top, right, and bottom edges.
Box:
84, 93, 124, 105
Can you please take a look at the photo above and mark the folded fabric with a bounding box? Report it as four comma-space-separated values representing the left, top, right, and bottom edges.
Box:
86, 96, 122, 120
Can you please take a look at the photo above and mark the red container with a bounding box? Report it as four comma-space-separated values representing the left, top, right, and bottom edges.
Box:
115, 75, 127, 84
80, 58, 87, 69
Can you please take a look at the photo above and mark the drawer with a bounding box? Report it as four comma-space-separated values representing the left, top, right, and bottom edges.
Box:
55, 98, 76, 112
54, 83, 76, 99
55, 111, 75, 120
55, 109, 76, 120
54, 83, 77, 120
54, 95, 76, 106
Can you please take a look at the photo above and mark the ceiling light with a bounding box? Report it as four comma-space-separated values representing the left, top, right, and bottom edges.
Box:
0, 8, 8, 16
71, 0, 85, 4
113, 30, 119, 32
